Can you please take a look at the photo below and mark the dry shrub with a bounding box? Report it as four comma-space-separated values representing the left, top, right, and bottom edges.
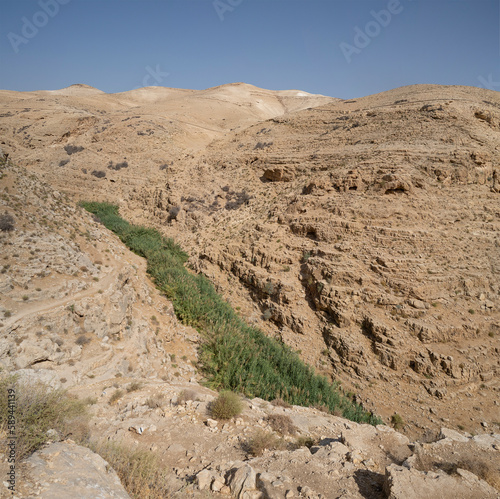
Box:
245, 430, 284, 456
89, 440, 172, 499
145, 393, 165, 409
209, 391, 243, 420
177, 389, 198, 405
417, 454, 500, 492
0, 213, 15, 232
0, 375, 89, 460
391, 413, 405, 430
266, 414, 297, 435
271, 398, 291, 409
292, 435, 318, 449
108, 389, 124, 405
126, 382, 143, 393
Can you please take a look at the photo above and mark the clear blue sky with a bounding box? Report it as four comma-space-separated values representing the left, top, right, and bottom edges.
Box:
0, 0, 499, 98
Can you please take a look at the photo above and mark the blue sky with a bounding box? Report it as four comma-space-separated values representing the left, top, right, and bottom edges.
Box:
0, 0, 498, 98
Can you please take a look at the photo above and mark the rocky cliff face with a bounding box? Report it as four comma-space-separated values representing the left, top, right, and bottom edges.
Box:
132, 85, 500, 438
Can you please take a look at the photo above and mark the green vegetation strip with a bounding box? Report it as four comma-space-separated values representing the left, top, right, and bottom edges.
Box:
81, 202, 381, 425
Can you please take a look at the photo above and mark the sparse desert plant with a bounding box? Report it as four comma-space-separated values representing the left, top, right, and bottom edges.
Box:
271, 398, 292, 409
108, 161, 129, 171
88, 440, 172, 499
266, 414, 297, 435
209, 391, 243, 420
292, 435, 318, 449
75, 335, 90, 346
254, 141, 273, 150
59, 159, 69, 167
177, 389, 198, 404
391, 413, 405, 430
245, 430, 283, 456
126, 381, 143, 393
64, 144, 84, 155
0, 212, 15, 232
0, 374, 89, 460
262, 308, 272, 321
167, 206, 180, 222
91, 170, 106, 178
109, 389, 124, 405
145, 393, 165, 409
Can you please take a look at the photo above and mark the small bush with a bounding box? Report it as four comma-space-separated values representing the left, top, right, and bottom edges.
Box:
254, 141, 273, 150
89, 440, 172, 499
177, 389, 198, 404
245, 430, 283, 456
0, 375, 89, 460
271, 398, 292, 409
109, 389, 124, 405
75, 335, 90, 346
64, 144, 84, 155
292, 435, 318, 449
59, 159, 70, 167
167, 206, 180, 222
262, 309, 272, 321
126, 382, 143, 393
91, 170, 106, 178
108, 161, 129, 171
209, 391, 243, 420
0, 213, 15, 232
145, 394, 165, 409
267, 414, 297, 435
391, 413, 405, 430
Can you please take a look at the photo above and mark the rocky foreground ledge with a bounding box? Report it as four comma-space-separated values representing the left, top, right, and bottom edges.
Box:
15, 385, 500, 498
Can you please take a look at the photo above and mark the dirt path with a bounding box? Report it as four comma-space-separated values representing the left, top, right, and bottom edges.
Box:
3, 265, 123, 331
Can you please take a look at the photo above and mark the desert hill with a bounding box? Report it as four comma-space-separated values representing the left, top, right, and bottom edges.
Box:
1, 157, 499, 498
0, 82, 500, 496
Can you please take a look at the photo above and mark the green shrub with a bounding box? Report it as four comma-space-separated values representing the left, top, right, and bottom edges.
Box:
0, 375, 89, 460
391, 413, 405, 430
209, 391, 243, 420
80, 202, 381, 425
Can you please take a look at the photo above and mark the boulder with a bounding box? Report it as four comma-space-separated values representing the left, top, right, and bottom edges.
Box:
25, 442, 130, 498
384, 464, 499, 499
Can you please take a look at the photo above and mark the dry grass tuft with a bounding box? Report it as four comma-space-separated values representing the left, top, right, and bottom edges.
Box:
245, 430, 285, 456
271, 398, 291, 409
0, 374, 90, 460
266, 414, 297, 435
176, 389, 198, 405
89, 440, 173, 499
